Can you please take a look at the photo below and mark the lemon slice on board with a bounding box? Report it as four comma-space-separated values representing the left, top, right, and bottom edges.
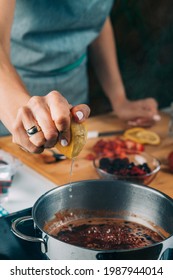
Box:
55, 119, 87, 159
124, 127, 160, 145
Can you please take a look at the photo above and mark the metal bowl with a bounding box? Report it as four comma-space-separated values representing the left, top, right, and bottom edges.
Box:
93, 152, 160, 185
11, 180, 173, 260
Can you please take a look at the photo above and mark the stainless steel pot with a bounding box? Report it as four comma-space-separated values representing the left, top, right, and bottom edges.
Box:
11, 180, 173, 260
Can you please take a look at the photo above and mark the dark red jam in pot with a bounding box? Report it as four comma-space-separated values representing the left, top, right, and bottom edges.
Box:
45, 218, 164, 250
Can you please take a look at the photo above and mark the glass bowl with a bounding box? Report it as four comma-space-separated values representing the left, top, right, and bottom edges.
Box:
93, 152, 160, 185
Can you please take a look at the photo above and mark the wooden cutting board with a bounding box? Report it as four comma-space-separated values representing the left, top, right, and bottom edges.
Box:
0, 112, 173, 198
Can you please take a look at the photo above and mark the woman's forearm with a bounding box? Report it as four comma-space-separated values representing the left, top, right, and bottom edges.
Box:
0, 0, 30, 133
0, 45, 30, 132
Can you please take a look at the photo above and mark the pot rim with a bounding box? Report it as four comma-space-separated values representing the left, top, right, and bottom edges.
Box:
32, 179, 173, 211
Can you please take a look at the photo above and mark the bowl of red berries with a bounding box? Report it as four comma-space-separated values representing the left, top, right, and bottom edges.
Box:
93, 152, 160, 185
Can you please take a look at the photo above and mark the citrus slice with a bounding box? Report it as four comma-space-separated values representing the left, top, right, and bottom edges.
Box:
124, 127, 160, 145
55, 119, 87, 159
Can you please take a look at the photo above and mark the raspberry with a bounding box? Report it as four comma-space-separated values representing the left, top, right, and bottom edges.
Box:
129, 166, 146, 176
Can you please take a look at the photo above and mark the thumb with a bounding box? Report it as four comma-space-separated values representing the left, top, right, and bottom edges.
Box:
71, 104, 91, 123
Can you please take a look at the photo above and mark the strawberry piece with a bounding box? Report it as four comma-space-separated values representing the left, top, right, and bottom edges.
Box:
118, 152, 127, 159
124, 139, 136, 150
135, 143, 145, 152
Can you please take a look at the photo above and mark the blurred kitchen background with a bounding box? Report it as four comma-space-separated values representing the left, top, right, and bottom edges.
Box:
89, 0, 173, 116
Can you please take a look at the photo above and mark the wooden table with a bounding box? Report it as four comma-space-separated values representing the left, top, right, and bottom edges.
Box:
0, 112, 173, 197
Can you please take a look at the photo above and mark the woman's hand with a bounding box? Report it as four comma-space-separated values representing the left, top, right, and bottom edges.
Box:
114, 98, 161, 127
12, 90, 90, 153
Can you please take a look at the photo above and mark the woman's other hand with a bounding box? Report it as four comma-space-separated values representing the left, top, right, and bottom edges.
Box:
114, 97, 161, 127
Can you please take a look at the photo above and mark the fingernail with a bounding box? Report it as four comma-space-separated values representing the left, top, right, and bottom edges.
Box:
153, 114, 161, 121
76, 111, 84, 121
61, 139, 68, 147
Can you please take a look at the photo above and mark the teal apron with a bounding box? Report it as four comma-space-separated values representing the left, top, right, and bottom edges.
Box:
0, 0, 114, 135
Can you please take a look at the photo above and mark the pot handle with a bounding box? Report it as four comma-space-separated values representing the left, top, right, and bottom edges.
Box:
11, 215, 48, 253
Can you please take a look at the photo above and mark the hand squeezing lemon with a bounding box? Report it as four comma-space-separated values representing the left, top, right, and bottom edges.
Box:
55, 119, 87, 159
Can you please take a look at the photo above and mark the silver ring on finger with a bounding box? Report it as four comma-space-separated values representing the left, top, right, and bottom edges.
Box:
26, 124, 41, 137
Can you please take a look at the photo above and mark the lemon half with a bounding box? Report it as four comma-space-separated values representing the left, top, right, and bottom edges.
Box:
124, 127, 160, 145
55, 120, 87, 159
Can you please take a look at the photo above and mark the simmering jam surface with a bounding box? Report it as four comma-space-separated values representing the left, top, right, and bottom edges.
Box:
45, 218, 164, 250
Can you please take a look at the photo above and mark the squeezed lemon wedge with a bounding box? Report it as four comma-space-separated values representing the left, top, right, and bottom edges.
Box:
124, 127, 160, 145
55, 119, 87, 159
